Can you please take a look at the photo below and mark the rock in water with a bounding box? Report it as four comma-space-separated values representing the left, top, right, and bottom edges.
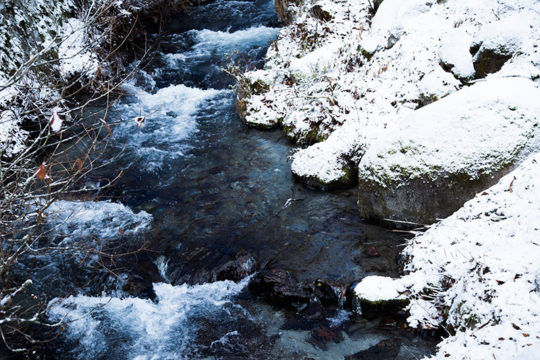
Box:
345, 338, 401, 360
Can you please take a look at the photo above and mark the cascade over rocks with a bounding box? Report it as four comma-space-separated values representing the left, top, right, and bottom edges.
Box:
248, 269, 346, 312
168, 248, 259, 285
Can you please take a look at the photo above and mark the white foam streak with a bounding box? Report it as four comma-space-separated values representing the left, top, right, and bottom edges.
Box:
45, 200, 152, 242
165, 26, 279, 65
48, 278, 250, 359
115, 84, 229, 170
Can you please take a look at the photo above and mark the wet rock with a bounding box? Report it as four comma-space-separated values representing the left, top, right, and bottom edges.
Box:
345, 338, 401, 360
364, 246, 380, 258
309, 324, 343, 350
352, 276, 409, 320
472, 47, 512, 79
311, 5, 332, 22
274, 0, 297, 24
214, 252, 258, 282
168, 248, 258, 285
299, 296, 326, 320
119, 254, 162, 299
122, 274, 157, 300
196, 315, 269, 358
358, 169, 511, 227
248, 269, 350, 314
248, 269, 311, 307
311, 280, 342, 308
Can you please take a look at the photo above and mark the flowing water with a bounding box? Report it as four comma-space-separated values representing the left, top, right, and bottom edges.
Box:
38, 0, 438, 358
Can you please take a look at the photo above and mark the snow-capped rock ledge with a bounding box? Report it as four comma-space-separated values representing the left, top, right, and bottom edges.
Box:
240, 0, 540, 194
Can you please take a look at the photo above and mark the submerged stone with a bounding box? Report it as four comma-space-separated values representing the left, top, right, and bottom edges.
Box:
345, 338, 401, 360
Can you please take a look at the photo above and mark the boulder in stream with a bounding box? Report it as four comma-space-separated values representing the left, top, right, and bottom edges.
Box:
352, 276, 409, 320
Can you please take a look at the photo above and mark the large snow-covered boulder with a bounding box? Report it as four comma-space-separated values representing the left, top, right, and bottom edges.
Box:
357, 77, 540, 224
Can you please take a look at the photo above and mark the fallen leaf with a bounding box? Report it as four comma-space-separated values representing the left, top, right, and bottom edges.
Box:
36, 162, 46, 180
508, 177, 515, 193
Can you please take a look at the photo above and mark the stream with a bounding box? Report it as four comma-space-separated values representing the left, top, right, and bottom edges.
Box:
35, 0, 438, 358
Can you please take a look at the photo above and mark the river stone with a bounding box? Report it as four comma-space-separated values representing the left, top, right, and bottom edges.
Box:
353, 276, 409, 319
357, 77, 540, 225
345, 338, 401, 360
168, 248, 258, 285
248, 269, 347, 312
248, 269, 312, 307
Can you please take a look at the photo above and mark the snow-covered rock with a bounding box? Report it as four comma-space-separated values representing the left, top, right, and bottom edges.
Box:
352, 276, 409, 318
357, 77, 540, 224
400, 153, 540, 359
239, 0, 540, 190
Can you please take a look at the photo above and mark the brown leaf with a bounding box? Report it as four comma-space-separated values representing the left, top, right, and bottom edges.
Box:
523, 333, 530, 337
36, 162, 46, 180
100, 119, 113, 138
508, 176, 515, 193
76, 158, 82, 170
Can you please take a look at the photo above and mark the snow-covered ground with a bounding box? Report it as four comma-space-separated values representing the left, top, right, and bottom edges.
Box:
354, 153, 540, 359
374, 154, 540, 359
401, 153, 540, 359
240, 0, 540, 358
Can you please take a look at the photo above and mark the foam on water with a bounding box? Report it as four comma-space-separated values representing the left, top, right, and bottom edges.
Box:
114, 83, 229, 171
164, 25, 279, 65
192, 26, 279, 54
47, 278, 251, 360
45, 200, 152, 243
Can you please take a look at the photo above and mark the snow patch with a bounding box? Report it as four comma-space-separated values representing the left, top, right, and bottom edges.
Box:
354, 276, 406, 302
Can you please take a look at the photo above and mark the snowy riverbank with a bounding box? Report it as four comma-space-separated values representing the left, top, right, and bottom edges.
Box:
239, 0, 540, 358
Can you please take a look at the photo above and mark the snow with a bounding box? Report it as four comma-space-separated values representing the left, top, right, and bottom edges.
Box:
353, 276, 406, 302
0, 110, 28, 158
49, 107, 63, 132
58, 18, 99, 77
239, 0, 540, 357
438, 29, 475, 79
358, 77, 540, 187
240, 0, 540, 186
400, 153, 540, 359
